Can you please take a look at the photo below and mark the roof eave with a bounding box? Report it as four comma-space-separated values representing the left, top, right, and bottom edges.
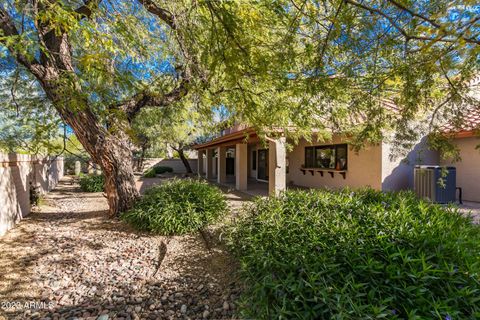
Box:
192, 128, 257, 150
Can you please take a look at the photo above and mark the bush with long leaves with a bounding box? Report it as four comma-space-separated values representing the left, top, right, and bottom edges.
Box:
227, 189, 480, 319
122, 179, 227, 235
78, 174, 104, 192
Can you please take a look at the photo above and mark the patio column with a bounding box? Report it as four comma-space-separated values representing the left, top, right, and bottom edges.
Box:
235, 143, 248, 191
197, 150, 204, 177
217, 146, 227, 184
268, 137, 286, 196
206, 148, 214, 180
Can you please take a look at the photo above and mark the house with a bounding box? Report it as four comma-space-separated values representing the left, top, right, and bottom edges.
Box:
439, 107, 480, 202
192, 124, 440, 197
193, 77, 480, 202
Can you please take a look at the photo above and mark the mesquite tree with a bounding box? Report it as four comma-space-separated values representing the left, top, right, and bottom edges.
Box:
132, 103, 212, 174
0, 0, 288, 215
1, 0, 478, 215
0, 72, 63, 154
0, 0, 205, 215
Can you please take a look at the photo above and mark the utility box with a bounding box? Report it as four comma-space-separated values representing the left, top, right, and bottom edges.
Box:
414, 166, 456, 203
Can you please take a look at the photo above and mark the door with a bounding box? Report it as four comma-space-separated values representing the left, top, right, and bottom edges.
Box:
257, 149, 269, 181
226, 157, 235, 175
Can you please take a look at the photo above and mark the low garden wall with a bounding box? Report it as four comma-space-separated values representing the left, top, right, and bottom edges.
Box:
0, 153, 64, 236
152, 158, 198, 174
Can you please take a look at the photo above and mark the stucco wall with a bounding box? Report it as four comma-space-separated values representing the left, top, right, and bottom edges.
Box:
153, 158, 198, 174
381, 137, 440, 192
440, 137, 480, 202
0, 153, 64, 236
287, 136, 383, 190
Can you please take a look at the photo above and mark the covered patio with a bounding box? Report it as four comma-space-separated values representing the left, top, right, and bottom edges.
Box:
193, 127, 287, 196
210, 176, 269, 197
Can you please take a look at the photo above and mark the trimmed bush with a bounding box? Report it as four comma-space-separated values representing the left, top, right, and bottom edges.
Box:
143, 167, 157, 178
122, 178, 227, 235
154, 166, 173, 174
227, 189, 480, 319
78, 174, 104, 192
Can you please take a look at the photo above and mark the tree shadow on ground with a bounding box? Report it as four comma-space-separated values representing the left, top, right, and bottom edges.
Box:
1, 226, 240, 320
1, 176, 245, 320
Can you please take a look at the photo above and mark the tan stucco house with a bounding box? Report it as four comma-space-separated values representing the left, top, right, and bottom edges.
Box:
194, 76, 479, 202
193, 125, 440, 197
194, 116, 480, 202
439, 108, 480, 202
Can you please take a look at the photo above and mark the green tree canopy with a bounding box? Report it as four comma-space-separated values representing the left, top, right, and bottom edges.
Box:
0, 71, 63, 154
1, 0, 478, 214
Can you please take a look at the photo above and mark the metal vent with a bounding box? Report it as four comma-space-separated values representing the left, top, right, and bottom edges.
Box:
414, 166, 456, 203
414, 167, 435, 201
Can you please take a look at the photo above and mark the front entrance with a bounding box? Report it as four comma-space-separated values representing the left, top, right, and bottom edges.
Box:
226, 157, 235, 175
257, 149, 269, 181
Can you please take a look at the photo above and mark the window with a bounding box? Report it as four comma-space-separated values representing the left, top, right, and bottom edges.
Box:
252, 150, 257, 170
304, 144, 348, 170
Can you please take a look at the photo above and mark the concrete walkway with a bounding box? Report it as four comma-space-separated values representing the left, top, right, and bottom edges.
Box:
207, 176, 268, 198
457, 201, 480, 224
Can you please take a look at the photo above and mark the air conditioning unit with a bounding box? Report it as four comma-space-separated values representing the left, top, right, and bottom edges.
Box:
414, 166, 456, 203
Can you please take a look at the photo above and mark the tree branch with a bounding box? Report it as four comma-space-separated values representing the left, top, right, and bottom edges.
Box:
0, 7, 46, 77
345, 0, 480, 45
344, 0, 410, 38
138, 0, 176, 29
318, 0, 344, 62
386, 0, 440, 28
121, 0, 201, 120
114, 75, 190, 122
75, 0, 102, 20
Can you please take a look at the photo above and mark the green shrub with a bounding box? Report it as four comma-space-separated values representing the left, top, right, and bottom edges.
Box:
122, 178, 227, 235
143, 166, 173, 177
78, 174, 104, 192
153, 166, 173, 174
143, 167, 157, 178
227, 189, 480, 319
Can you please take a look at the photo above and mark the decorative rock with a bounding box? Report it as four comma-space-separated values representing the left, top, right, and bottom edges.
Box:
180, 304, 187, 314
223, 301, 229, 311
0, 179, 239, 320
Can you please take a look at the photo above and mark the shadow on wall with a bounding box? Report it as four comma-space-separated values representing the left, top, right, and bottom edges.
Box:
152, 158, 198, 174
382, 137, 440, 192
0, 154, 64, 236
0, 154, 29, 237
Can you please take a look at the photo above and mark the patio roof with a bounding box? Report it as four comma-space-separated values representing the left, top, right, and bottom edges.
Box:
192, 127, 258, 150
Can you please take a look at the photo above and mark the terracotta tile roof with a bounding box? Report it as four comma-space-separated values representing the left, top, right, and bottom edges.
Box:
441, 106, 480, 136
434, 75, 480, 137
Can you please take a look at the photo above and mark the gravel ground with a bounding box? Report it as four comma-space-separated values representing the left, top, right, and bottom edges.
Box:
0, 177, 242, 320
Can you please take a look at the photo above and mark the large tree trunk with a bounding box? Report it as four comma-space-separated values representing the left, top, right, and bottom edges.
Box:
177, 148, 193, 174
1, 9, 141, 216
99, 139, 139, 215
58, 104, 140, 216
1, 2, 187, 216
